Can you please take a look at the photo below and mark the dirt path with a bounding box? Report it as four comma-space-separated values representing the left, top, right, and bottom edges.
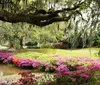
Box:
0, 64, 32, 75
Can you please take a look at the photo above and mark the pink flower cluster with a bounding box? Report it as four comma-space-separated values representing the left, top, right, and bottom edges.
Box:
56, 65, 72, 76
12, 71, 36, 85
0, 51, 14, 63
54, 57, 100, 83
0, 51, 100, 85
12, 58, 42, 68
32, 60, 41, 68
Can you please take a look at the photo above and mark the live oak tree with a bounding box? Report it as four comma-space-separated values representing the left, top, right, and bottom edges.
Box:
0, 0, 99, 49
0, 22, 34, 49
0, 0, 99, 27
0, 21, 63, 49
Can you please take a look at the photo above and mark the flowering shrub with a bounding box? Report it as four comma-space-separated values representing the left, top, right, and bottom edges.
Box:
43, 62, 56, 73
56, 65, 72, 76
0, 74, 20, 85
12, 58, 56, 72
0, 51, 100, 85
12, 57, 21, 67
11, 56, 100, 73
10, 63, 100, 85
18, 59, 33, 68
11, 71, 54, 85
11, 71, 36, 85
32, 60, 42, 68
0, 51, 14, 64
12, 58, 33, 68
52, 57, 100, 85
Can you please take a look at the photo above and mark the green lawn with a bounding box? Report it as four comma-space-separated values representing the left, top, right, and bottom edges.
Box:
15, 48, 100, 62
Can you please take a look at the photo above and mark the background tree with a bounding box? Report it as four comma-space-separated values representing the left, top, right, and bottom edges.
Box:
0, 21, 34, 49
0, 0, 99, 49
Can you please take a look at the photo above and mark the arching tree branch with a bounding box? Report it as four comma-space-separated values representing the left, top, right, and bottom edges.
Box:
0, 2, 84, 27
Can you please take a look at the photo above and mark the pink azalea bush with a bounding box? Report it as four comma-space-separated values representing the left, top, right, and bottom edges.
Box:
0, 51, 14, 63
32, 60, 41, 68
11, 56, 100, 85
11, 71, 36, 85
11, 71, 54, 85
18, 59, 33, 68
12, 58, 33, 68
56, 64, 72, 76
0, 51, 100, 85
43, 62, 56, 72
51, 57, 100, 85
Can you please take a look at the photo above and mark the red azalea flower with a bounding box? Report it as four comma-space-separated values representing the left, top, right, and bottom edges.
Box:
12, 57, 20, 66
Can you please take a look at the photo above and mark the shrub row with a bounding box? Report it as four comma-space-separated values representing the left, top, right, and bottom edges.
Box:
0, 51, 100, 85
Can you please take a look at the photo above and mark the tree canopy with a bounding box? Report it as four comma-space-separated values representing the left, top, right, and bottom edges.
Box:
0, 0, 99, 27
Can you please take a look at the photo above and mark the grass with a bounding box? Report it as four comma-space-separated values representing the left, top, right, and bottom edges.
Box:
15, 48, 100, 62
